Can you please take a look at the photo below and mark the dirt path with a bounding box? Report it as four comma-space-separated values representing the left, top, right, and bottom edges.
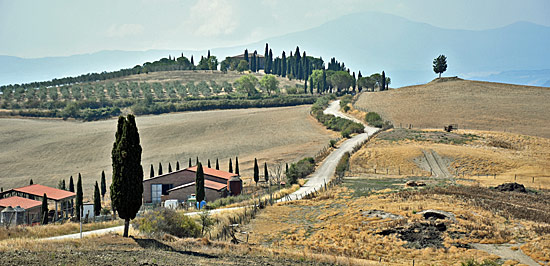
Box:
471, 243, 540, 266
421, 149, 453, 178
277, 100, 379, 202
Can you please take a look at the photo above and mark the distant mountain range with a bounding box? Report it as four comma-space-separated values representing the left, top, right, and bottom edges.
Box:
2, 12, 549, 88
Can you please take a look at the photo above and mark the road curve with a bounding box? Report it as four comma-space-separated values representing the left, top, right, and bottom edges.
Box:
277, 100, 379, 202
44, 100, 378, 240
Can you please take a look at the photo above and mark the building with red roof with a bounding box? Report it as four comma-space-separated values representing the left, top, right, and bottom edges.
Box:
0, 184, 75, 222
0, 196, 42, 225
143, 165, 242, 204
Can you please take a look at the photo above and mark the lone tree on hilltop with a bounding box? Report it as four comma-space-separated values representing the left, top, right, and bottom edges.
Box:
253, 158, 259, 186
196, 162, 205, 204
101, 170, 106, 200
433, 55, 447, 78
94, 181, 101, 217
76, 173, 83, 221
111, 114, 144, 238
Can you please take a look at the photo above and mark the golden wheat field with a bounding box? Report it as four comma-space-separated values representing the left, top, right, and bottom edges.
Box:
0, 105, 335, 198
354, 78, 550, 138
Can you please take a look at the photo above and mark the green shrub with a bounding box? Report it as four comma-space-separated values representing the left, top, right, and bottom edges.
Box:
133, 208, 200, 238
335, 152, 350, 178
461, 259, 500, 266
287, 157, 315, 184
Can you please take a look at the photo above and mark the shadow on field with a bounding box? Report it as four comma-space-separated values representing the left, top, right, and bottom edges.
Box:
131, 237, 218, 259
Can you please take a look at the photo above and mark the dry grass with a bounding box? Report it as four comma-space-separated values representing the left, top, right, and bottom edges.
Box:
354, 78, 550, 138
239, 184, 537, 265
0, 219, 122, 241
0, 105, 335, 198
350, 128, 550, 190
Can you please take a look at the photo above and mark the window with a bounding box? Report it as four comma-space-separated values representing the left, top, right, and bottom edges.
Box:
151, 184, 162, 203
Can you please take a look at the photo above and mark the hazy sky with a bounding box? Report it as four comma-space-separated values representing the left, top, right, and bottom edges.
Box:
1, 0, 549, 58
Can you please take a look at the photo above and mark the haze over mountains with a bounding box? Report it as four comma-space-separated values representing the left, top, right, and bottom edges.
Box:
2, 12, 549, 87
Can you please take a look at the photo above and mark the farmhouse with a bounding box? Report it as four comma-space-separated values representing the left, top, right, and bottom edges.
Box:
143, 166, 242, 204
0, 184, 75, 222
229, 53, 265, 69
0, 196, 42, 225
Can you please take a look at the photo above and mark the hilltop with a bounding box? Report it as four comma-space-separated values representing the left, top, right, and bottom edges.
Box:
354, 78, 550, 138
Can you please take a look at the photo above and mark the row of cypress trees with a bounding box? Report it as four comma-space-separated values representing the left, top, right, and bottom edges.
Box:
148, 157, 242, 178
253, 158, 270, 186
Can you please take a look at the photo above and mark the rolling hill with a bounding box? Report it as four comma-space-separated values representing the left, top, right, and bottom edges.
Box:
354, 77, 550, 138
3, 12, 550, 87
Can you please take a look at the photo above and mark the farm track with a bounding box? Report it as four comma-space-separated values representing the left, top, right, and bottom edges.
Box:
422, 149, 452, 178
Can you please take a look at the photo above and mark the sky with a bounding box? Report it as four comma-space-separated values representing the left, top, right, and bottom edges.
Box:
1, 0, 549, 58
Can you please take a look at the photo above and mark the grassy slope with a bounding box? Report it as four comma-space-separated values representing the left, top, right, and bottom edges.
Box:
354, 77, 550, 138
0, 106, 335, 198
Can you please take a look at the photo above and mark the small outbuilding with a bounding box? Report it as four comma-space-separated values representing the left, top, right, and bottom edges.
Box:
0, 184, 75, 221
0, 196, 42, 225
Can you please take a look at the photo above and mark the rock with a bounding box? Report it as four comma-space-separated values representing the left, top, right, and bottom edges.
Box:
494, 183, 527, 193
405, 180, 426, 187
362, 210, 404, 220
418, 210, 456, 222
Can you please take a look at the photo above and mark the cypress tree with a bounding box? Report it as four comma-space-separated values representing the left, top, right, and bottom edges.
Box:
196, 157, 199, 165
264, 43, 269, 73
30, 179, 33, 185
176, 161, 180, 171
76, 173, 83, 221
251, 52, 256, 72
207, 159, 211, 168
281, 51, 287, 78
357, 71, 363, 92
264, 162, 269, 183
168, 162, 172, 173
285, 163, 289, 175
235, 157, 240, 175
304, 79, 308, 94
207, 50, 210, 58
62, 179, 66, 190
229, 158, 233, 173
191, 56, 194, 67
322, 69, 327, 92
381, 71, 386, 91
111, 114, 144, 237
150, 164, 154, 178
189, 158, 192, 167
41, 193, 48, 225
244, 49, 249, 63
158, 162, 163, 175
253, 158, 259, 186
215, 158, 219, 170
69, 175, 74, 215
94, 181, 101, 216
309, 77, 314, 94
101, 170, 106, 200
196, 162, 205, 203
268, 49, 273, 74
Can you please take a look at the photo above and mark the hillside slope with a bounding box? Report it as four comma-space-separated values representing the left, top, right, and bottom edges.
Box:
354, 78, 550, 138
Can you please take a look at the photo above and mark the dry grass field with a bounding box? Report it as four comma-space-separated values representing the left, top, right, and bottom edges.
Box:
350, 128, 550, 190
0, 105, 335, 198
354, 77, 550, 138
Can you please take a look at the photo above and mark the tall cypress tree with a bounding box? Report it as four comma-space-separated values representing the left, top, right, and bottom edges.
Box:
207, 50, 210, 58
191, 56, 194, 66
150, 164, 154, 178
229, 158, 233, 173
176, 161, 180, 171
76, 173, 83, 221
168, 162, 172, 173
196, 162, 205, 203
264, 43, 269, 73
281, 51, 287, 78
30, 179, 33, 185
244, 49, 249, 63
264, 162, 269, 183
357, 71, 363, 92
101, 170, 107, 200
251, 52, 256, 72
253, 158, 259, 186
62, 179, 66, 190
207, 159, 211, 168
189, 158, 192, 168
268, 49, 273, 74
235, 157, 240, 175
381, 71, 386, 91
158, 162, 163, 175
41, 193, 48, 225
215, 158, 219, 170
111, 114, 144, 237
196, 157, 199, 165
94, 181, 101, 216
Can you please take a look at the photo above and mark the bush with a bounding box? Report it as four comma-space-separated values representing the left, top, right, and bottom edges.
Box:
287, 157, 315, 184
335, 152, 350, 178
311, 95, 363, 138
133, 208, 201, 238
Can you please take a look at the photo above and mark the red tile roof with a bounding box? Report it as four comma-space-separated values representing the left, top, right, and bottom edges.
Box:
186, 166, 237, 180
0, 196, 42, 209
13, 184, 75, 201
169, 180, 227, 192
